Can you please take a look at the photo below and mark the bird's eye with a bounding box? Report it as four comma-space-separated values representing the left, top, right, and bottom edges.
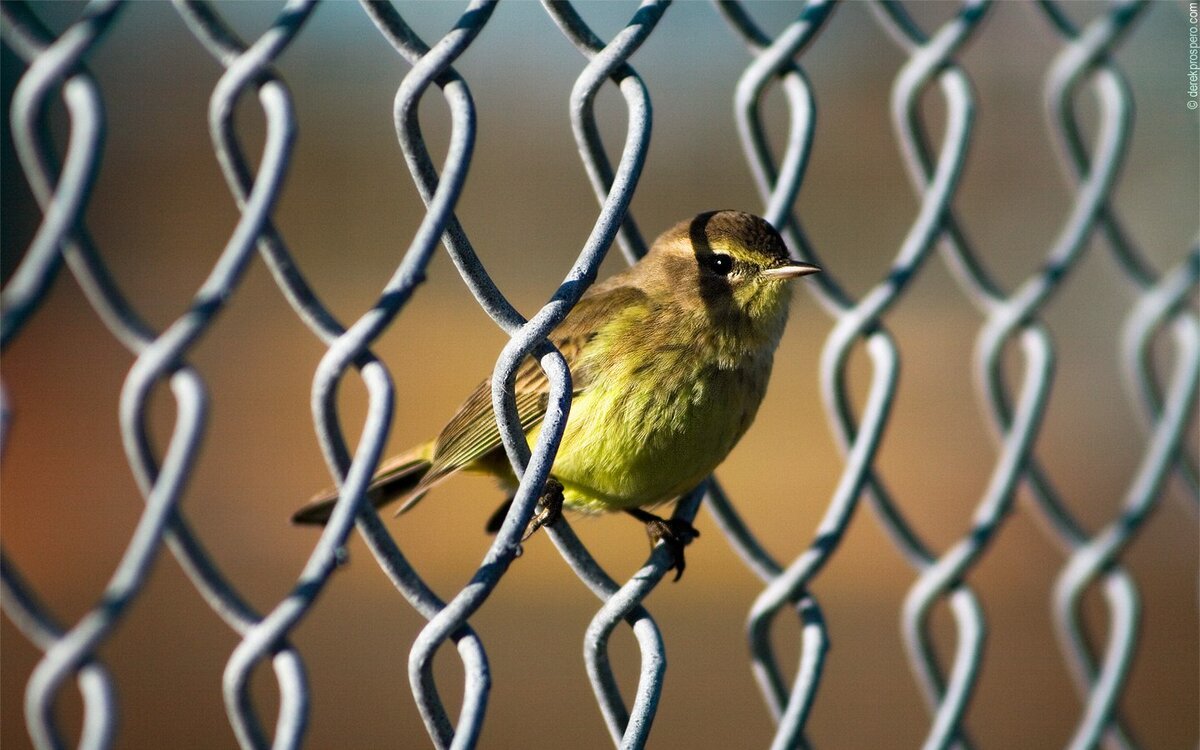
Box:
703, 253, 734, 276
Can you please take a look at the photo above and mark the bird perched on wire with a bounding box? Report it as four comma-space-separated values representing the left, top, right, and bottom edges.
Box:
293, 210, 819, 580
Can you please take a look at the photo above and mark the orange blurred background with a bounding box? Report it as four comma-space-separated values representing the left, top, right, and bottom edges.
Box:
2, 2, 1196, 748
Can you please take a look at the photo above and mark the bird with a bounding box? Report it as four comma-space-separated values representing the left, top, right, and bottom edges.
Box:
293, 210, 819, 580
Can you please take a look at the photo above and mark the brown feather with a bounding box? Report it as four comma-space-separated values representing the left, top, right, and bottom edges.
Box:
413, 284, 649, 495
291, 450, 431, 525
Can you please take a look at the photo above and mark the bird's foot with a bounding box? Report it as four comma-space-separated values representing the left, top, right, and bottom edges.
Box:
625, 508, 700, 582
485, 497, 513, 534
485, 479, 564, 542
522, 478, 564, 542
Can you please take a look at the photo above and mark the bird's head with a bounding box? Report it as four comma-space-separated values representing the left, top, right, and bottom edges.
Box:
640, 211, 819, 348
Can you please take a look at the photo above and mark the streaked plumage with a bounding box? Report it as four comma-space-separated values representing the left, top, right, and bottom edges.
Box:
293, 211, 818, 576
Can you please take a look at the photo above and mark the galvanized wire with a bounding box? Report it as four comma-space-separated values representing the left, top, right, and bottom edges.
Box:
1031, 4, 1200, 749
714, 5, 847, 749
720, 3, 1192, 750
0, 5, 315, 747
721, 3, 994, 749
1, 1, 1195, 749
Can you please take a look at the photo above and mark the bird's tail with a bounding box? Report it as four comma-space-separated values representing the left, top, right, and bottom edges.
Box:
291, 450, 431, 526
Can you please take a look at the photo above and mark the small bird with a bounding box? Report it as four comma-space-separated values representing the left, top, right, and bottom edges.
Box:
293, 211, 819, 579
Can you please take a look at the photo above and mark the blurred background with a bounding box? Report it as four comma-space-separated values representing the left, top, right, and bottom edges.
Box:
2, 1, 1196, 748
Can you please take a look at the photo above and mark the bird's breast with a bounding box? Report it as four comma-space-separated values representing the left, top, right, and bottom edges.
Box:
544, 342, 774, 513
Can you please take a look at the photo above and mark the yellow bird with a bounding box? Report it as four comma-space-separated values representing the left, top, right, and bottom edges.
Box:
294, 211, 819, 579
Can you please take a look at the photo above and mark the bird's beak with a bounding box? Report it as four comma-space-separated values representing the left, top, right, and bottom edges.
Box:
761, 260, 821, 279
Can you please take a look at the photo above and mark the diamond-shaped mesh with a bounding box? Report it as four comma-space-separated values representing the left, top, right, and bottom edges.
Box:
2, 2, 1195, 748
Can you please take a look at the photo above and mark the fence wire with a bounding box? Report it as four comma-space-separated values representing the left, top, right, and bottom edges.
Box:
1, 1, 1196, 749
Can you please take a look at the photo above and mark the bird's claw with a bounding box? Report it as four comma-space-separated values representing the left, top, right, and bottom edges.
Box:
485, 478, 564, 540
521, 478, 564, 542
643, 516, 700, 582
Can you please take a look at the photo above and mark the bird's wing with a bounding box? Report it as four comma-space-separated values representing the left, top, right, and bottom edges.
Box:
418, 284, 647, 488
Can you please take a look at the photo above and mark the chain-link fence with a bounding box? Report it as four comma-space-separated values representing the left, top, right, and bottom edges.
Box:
2, 1, 1196, 748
